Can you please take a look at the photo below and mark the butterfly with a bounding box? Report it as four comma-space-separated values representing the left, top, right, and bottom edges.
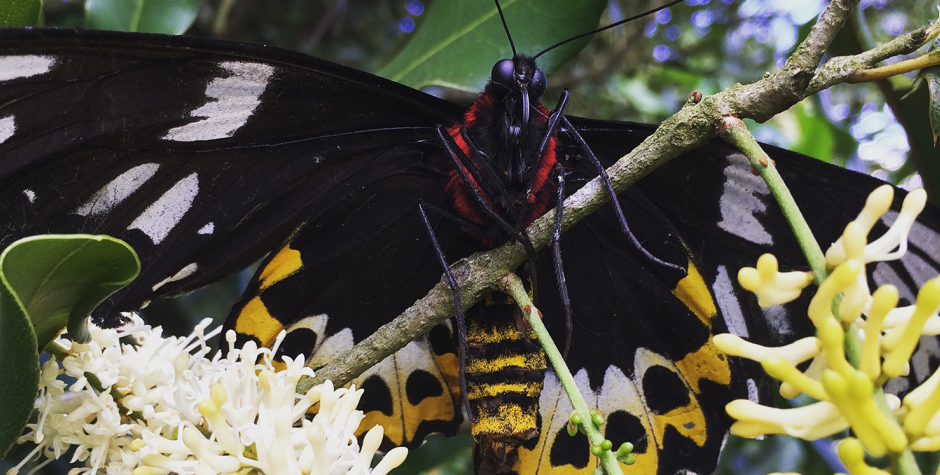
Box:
2, 4, 940, 475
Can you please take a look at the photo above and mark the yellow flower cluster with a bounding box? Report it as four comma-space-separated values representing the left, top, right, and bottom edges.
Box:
715, 185, 940, 470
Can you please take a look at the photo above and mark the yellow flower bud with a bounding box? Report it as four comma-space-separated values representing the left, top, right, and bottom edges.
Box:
864, 188, 927, 262
817, 318, 854, 377
726, 399, 847, 440
859, 285, 898, 380
903, 369, 940, 413
883, 278, 940, 378
903, 368, 940, 439
738, 254, 814, 306
826, 185, 894, 267
911, 434, 940, 451
761, 354, 828, 401
823, 370, 886, 456
713, 334, 820, 366
837, 438, 891, 475
808, 261, 860, 328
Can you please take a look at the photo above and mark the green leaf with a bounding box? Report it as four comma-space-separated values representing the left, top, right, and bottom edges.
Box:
0, 0, 42, 27
0, 246, 39, 459
788, 101, 835, 162
85, 0, 198, 34
378, 0, 607, 92
2, 235, 140, 349
925, 65, 940, 147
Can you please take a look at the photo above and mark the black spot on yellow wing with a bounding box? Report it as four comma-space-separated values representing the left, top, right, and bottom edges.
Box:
643, 366, 692, 414
293, 318, 462, 449
277, 325, 319, 363
406, 369, 445, 404
513, 261, 734, 475
359, 375, 395, 415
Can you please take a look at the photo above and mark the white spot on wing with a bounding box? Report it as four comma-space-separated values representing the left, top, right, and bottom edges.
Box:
911, 337, 940, 382
0, 55, 55, 81
532, 369, 595, 463
718, 153, 773, 245
151, 262, 199, 291
162, 62, 274, 142
0, 115, 14, 144
714, 265, 748, 338
308, 327, 353, 369
198, 222, 215, 235
747, 378, 759, 403
23, 189, 35, 203
127, 172, 199, 244
873, 262, 916, 304
760, 304, 792, 338
75, 163, 160, 217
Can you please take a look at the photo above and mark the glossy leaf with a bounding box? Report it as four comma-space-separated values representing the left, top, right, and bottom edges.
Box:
0, 0, 41, 27
85, 0, 198, 34
0, 243, 38, 459
1, 235, 140, 348
378, 0, 606, 91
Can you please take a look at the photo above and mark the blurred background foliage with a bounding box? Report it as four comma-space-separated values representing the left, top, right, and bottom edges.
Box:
2, 0, 939, 474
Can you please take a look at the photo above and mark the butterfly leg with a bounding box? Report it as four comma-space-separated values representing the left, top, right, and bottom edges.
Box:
558, 113, 688, 276
417, 202, 476, 423
549, 162, 575, 357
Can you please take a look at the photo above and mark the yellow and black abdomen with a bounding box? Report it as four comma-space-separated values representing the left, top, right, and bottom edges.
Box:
465, 294, 548, 475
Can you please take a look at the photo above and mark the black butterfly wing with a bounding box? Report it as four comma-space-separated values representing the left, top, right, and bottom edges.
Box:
0, 28, 463, 325
514, 117, 940, 474
0, 27, 481, 452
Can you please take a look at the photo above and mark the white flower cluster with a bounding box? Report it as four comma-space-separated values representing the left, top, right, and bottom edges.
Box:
9, 316, 407, 475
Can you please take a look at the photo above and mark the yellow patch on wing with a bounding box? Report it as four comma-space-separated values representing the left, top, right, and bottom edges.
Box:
676, 337, 732, 393
652, 399, 708, 448
259, 245, 303, 290
234, 296, 284, 347
436, 351, 461, 398
355, 337, 459, 447
673, 261, 718, 327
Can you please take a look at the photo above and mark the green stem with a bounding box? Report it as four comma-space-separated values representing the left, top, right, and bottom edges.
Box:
498, 273, 625, 475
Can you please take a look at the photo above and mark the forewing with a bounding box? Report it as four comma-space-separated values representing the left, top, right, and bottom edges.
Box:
0, 28, 462, 324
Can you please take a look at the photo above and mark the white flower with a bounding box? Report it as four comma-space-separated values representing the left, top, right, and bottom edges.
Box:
10, 315, 406, 475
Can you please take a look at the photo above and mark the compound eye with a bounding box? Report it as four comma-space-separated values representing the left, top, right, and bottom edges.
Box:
492, 59, 515, 87
530, 69, 546, 98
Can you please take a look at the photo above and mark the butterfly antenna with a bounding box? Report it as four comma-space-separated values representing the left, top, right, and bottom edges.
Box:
494, 0, 517, 56
534, 0, 686, 59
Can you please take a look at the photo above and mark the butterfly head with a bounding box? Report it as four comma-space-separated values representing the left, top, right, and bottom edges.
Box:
490, 55, 546, 102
